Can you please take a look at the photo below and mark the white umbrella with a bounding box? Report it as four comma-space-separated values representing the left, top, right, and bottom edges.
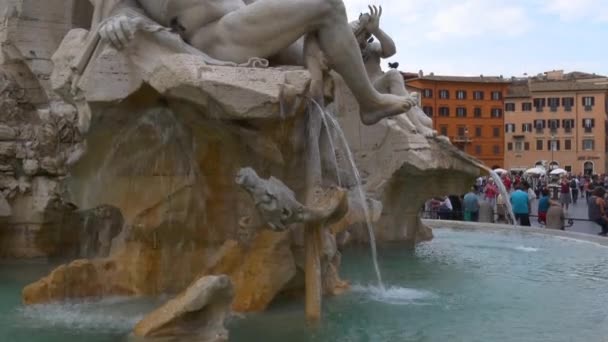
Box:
524, 167, 546, 175
492, 168, 508, 174
550, 168, 567, 175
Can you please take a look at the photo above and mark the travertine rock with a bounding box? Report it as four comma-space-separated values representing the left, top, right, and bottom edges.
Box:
22, 258, 133, 305
231, 230, 296, 312
133, 275, 233, 341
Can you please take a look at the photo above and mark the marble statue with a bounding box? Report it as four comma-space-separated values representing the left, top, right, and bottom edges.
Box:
351, 6, 436, 137
235, 167, 347, 231
96, 0, 418, 125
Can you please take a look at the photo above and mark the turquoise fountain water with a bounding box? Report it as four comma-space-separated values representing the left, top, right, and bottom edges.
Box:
3, 228, 608, 341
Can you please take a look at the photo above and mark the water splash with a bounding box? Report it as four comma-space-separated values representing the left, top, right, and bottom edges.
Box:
514, 246, 539, 252
351, 284, 436, 305
17, 297, 158, 333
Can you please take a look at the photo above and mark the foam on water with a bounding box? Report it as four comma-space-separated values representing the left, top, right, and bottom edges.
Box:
514, 246, 539, 252
351, 284, 436, 305
16, 297, 154, 333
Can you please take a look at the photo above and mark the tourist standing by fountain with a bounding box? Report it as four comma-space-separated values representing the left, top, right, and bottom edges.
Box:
484, 178, 499, 209
570, 177, 579, 204
463, 187, 480, 222
537, 189, 550, 225
546, 199, 565, 230
510, 185, 531, 226
560, 178, 572, 211
588, 187, 608, 236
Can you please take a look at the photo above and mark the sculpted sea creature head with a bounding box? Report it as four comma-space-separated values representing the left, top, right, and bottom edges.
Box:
235, 167, 259, 190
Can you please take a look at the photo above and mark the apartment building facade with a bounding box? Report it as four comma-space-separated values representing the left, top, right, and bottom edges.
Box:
503, 71, 608, 175
407, 74, 510, 168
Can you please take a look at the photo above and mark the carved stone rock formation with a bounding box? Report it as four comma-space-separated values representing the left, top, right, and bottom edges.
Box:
236, 167, 347, 231
133, 275, 233, 341
0, 1, 87, 258
17, 0, 483, 326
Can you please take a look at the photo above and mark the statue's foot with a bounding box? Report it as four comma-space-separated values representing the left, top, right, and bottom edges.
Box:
418, 126, 437, 138
360, 94, 416, 126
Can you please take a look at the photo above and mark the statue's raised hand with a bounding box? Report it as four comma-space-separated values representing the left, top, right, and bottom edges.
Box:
365, 5, 382, 34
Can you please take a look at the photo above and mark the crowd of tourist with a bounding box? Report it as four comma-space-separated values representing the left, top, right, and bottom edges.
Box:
424, 172, 608, 236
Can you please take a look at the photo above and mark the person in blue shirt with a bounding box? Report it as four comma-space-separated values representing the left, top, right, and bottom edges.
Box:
463, 187, 480, 222
537, 188, 550, 225
510, 185, 531, 226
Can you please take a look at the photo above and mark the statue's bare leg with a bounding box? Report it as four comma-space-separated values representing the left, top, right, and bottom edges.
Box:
189, 0, 414, 125
373, 70, 436, 136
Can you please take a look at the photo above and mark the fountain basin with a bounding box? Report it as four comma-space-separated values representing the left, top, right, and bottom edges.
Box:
2, 223, 608, 341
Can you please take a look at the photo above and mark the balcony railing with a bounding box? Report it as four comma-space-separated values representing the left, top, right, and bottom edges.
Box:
451, 136, 473, 143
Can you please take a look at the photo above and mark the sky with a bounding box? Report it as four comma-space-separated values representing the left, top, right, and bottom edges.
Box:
343, 0, 608, 77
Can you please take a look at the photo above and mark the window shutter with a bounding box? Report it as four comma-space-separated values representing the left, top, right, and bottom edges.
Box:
557, 140, 561, 150
592, 119, 595, 127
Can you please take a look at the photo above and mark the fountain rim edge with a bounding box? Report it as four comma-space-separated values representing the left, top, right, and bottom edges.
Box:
423, 219, 608, 247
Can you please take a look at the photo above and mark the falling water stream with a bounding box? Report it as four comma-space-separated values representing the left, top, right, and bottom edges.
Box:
309, 101, 384, 289
486, 169, 517, 225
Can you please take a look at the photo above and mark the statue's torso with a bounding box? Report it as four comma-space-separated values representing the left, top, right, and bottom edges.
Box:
362, 42, 383, 81
138, 0, 246, 33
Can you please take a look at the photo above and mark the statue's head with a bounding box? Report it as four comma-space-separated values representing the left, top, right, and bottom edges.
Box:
351, 14, 372, 49
235, 167, 259, 190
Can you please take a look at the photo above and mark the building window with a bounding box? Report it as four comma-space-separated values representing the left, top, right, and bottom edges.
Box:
439, 107, 450, 117
522, 102, 532, 111
507, 142, 513, 151
522, 123, 532, 132
583, 139, 595, 151
493, 127, 500, 137
423, 89, 433, 98
582, 96, 595, 110
491, 108, 503, 118
457, 126, 466, 137
548, 119, 560, 132
536, 139, 543, 151
473, 91, 484, 100
505, 124, 515, 133
562, 97, 574, 111
548, 97, 560, 111
583, 118, 595, 133
439, 89, 450, 99
515, 141, 523, 152
565, 165, 572, 172
475, 126, 482, 137
533, 98, 546, 112
491, 91, 502, 100
505, 103, 516, 111
524, 142, 530, 151
440, 125, 448, 136
493, 145, 500, 155
565, 139, 572, 150
423, 106, 433, 117
548, 139, 560, 151
475, 145, 482, 155
563, 119, 574, 133
534, 119, 545, 133
474, 107, 482, 117
456, 90, 467, 100
456, 107, 467, 117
